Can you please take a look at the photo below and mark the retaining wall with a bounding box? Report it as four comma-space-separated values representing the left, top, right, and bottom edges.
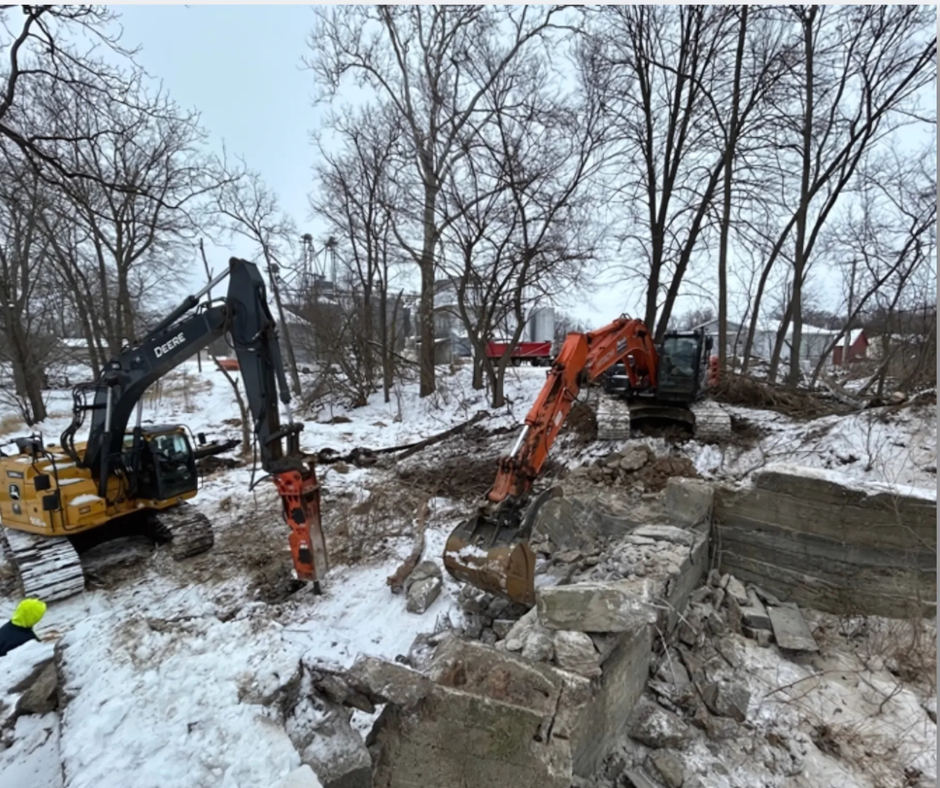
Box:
713, 464, 937, 618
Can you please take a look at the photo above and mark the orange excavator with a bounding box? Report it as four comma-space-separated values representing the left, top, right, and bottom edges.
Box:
443, 316, 724, 606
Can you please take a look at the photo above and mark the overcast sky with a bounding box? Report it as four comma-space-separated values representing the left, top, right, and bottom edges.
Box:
109, 5, 933, 331
111, 4, 645, 328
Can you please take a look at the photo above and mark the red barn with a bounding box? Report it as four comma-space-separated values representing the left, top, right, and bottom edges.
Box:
832, 329, 868, 366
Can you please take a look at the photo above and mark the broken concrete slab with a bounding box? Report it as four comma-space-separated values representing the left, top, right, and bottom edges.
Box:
346, 656, 432, 709
537, 580, 659, 633
372, 639, 586, 788
297, 702, 372, 788
721, 574, 748, 606
664, 477, 714, 526
740, 590, 772, 631
533, 498, 585, 552
553, 630, 601, 679
767, 606, 819, 652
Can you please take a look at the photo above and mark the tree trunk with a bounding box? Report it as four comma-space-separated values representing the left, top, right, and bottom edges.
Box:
472, 351, 484, 390
718, 6, 748, 371
788, 8, 816, 387
418, 183, 439, 398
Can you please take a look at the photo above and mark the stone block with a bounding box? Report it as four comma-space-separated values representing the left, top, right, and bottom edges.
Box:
664, 477, 714, 526
347, 656, 431, 709
537, 581, 659, 633
553, 631, 601, 679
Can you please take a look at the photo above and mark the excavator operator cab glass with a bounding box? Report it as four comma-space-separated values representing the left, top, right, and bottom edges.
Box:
133, 429, 197, 501
658, 335, 700, 398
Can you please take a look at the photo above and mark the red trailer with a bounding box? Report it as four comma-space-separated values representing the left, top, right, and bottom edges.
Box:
485, 340, 554, 367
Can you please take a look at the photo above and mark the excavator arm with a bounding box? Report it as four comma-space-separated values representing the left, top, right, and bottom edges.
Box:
488, 317, 657, 502
59, 257, 327, 587
444, 316, 658, 605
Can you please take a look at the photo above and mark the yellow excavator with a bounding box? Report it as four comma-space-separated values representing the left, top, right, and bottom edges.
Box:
0, 258, 328, 601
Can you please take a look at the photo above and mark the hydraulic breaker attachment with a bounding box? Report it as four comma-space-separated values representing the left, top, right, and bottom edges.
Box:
443, 487, 561, 607
273, 462, 329, 592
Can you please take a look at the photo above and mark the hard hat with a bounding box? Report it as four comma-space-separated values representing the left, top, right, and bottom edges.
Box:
11, 598, 47, 628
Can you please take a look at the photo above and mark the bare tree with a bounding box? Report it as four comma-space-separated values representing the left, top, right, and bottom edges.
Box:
588, 5, 792, 341
441, 54, 603, 407
306, 4, 569, 397
37, 80, 227, 357
0, 151, 56, 422
310, 103, 405, 403
810, 147, 936, 389
738, 5, 936, 384
216, 166, 303, 396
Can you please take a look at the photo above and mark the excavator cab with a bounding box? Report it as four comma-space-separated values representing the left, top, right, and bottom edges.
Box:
122, 427, 198, 501
655, 330, 711, 402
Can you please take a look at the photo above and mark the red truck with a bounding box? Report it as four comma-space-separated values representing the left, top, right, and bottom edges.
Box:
484, 340, 554, 367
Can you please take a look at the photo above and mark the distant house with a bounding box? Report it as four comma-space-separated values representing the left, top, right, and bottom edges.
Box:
831, 329, 868, 366
689, 319, 747, 360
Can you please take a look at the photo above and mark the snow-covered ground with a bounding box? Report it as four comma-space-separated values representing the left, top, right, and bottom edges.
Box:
0, 361, 935, 788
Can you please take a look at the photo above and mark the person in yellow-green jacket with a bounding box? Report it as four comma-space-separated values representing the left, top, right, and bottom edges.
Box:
0, 598, 47, 657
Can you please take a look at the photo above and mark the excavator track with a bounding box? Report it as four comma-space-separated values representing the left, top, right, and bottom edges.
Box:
150, 502, 214, 560
1, 528, 85, 602
594, 395, 731, 442
689, 400, 733, 442
594, 397, 634, 441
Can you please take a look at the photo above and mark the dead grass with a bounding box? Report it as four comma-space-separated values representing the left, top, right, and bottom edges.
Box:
0, 412, 22, 435
144, 370, 213, 412
325, 483, 427, 567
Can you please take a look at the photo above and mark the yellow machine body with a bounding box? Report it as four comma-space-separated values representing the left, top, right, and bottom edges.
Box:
0, 429, 196, 538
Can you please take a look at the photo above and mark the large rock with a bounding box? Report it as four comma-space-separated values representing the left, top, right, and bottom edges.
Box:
702, 679, 750, 723
553, 631, 601, 679
405, 561, 443, 614
647, 750, 685, 788
536, 581, 659, 633
630, 696, 692, 749
347, 656, 431, 709
618, 445, 651, 472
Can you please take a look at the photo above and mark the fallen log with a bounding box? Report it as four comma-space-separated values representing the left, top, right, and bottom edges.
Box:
386, 496, 430, 594
314, 410, 491, 467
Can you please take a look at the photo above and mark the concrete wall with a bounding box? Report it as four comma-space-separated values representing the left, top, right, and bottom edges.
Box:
571, 624, 651, 777
713, 466, 936, 618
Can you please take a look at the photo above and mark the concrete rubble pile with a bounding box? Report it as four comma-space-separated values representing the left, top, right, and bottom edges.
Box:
300, 476, 716, 788
585, 565, 828, 788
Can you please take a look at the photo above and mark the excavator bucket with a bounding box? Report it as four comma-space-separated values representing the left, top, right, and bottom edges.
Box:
443, 487, 561, 607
